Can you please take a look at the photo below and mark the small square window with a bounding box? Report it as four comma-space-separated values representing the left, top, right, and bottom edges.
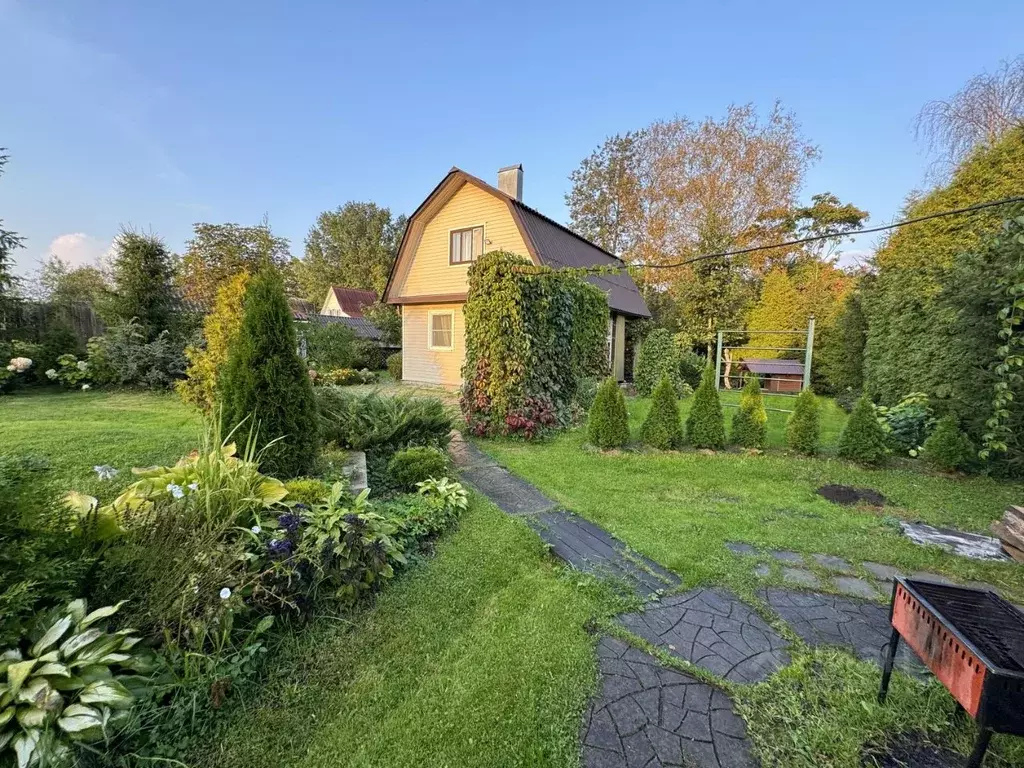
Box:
428, 312, 454, 350
450, 226, 484, 264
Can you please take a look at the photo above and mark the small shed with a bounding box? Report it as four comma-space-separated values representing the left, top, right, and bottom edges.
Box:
737, 358, 804, 393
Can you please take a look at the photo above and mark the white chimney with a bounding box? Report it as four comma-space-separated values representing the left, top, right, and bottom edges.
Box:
497, 164, 523, 201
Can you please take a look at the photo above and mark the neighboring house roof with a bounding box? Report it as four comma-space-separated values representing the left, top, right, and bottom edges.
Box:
384, 167, 651, 318
328, 286, 377, 317
289, 298, 318, 321
312, 314, 396, 346
740, 358, 805, 376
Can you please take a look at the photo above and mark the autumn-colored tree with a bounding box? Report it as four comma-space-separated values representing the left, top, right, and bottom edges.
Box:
746, 269, 802, 359
178, 220, 290, 308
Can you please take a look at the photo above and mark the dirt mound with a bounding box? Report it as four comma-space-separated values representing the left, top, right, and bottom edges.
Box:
862, 733, 964, 768
817, 484, 887, 507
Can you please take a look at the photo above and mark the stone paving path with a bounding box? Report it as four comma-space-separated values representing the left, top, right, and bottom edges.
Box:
761, 588, 925, 674
581, 636, 758, 768
617, 589, 790, 684
451, 436, 680, 596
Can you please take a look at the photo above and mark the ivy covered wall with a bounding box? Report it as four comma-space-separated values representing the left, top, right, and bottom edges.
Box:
461, 251, 609, 438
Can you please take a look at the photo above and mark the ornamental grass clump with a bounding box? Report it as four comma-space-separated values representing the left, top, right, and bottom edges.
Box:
730, 376, 768, 449
786, 388, 820, 455
922, 415, 975, 472
685, 366, 725, 449
587, 377, 629, 449
640, 376, 682, 450
837, 395, 890, 466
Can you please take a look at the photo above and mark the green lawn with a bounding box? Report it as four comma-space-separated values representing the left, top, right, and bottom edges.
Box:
0, 389, 200, 496
200, 495, 624, 768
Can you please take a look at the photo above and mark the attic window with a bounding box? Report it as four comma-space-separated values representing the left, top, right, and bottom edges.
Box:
450, 226, 484, 264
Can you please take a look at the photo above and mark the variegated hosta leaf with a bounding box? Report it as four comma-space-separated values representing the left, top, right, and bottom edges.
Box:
29, 615, 73, 658
15, 678, 51, 705
0, 705, 13, 727
59, 628, 103, 659
35, 662, 71, 679
63, 491, 98, 517
57, 703, 103, 734
0, 729, 11, 750
66, 599, 88, 627
13, 729, 40, 768
34, 651, 59, 664
79, 601, 126, 630
0, 650, 23, 675
78, 679, 133, 709
5, 660, 38, 698
77, 666, 113, 685
15, 706, 47, 729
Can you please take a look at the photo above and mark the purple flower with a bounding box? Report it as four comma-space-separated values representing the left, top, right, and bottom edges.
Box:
268, 538, 293, 557
278, 512, 302, 533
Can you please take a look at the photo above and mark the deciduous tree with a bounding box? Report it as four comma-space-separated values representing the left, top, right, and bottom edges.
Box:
108, 230, 176, 338
0, 149, 24, 319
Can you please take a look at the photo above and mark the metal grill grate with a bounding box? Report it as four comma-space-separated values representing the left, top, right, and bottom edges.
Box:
908, 580, 1024, 672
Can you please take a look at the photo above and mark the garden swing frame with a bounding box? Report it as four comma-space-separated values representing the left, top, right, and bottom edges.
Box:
714, 316, 815, 396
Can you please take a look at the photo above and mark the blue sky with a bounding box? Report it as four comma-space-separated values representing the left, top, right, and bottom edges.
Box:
2, 0, 1021, 277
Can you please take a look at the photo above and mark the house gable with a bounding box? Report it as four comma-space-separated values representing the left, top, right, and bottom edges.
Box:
388, 179, 533, 302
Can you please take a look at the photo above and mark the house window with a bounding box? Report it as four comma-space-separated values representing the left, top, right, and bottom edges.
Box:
428, 311, 454, 351
450, 226, 484, 264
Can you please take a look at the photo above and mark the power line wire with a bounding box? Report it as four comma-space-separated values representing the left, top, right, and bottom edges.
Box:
622, 195, 1024, 272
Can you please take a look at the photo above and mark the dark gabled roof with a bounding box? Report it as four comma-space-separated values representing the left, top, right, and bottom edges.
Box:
312, 314, 396, 345
741, 358, 804, 376
384, 167, 651, 318
509, 199, 650, 318
328, 286, 377, 317
289, 298, 318, 321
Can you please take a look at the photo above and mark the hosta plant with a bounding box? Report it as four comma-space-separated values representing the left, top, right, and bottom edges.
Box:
0, 599, 151, 767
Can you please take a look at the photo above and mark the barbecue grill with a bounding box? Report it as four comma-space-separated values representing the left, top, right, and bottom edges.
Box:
878, 577, 1024, 767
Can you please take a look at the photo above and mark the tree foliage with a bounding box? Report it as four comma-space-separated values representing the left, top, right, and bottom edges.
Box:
816, 288, 867, 394
730, 375, 768, 449
863, 127, 1024, 406
178, 272, 249, 411
640, 375, 683, 449
107, 230, 176, 338
746, 269, 802, 359
179, 221, 290, 309
922, 415, 975, 472
686, 366, 726, 449
786, 389, 820, 455
634, 328, 683, 397
0, 149, 24, 318
219, 269, 319, 477
837, 395, 889, 466
38, 256, 109, 309
566, 132, 644, 255
293, 202, 406, 303
588, 377, 630, 449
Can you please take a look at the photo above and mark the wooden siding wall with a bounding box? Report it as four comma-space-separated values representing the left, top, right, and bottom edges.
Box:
401, 303, 466, 387
397, 183, 530, 297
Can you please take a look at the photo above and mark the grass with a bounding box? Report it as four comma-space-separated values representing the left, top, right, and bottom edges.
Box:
0, 389, 201, 496
200, 495, 627, 768
480, 391, 1024, 767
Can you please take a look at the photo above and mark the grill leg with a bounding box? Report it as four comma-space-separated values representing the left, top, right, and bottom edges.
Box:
878, 626, 900, 703
966, 727, 992, 768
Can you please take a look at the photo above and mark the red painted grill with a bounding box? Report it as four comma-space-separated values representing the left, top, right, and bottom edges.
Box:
879, 577, 1024, 767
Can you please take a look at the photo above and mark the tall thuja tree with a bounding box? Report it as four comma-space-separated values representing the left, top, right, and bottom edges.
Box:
746, 269, 802, 359
219, 268, 319, 477
730, 376, 768, 449
108, 230, 176, 339
686, 365, 726, 448
0, 149, 25, 324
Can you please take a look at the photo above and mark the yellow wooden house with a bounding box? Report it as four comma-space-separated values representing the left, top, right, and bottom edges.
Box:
383, 165, 650, 388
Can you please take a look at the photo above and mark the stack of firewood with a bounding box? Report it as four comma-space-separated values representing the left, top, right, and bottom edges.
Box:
992, 506, 1024, 562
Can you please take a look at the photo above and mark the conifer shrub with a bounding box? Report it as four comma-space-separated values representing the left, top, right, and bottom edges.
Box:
587, 377, 629, 449
730, 376, 768, 449
387, 446, 450, 490
922, 415, 975, 472
837, 395, 889, 466
640, 375, 683, 449
387, 352, 402, 380
786, 389, 820, 455
634, 328, 683, 397
219, 268, 319, 477
685, 366, 725, 449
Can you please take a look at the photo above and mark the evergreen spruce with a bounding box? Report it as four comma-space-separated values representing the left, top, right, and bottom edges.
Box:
587, 377, 630, 449
837, 395, 889, 466
108, 230, 177, 339
730, 376, 768, 449
219, 268, 319, 477
785, 389, 820, 455
686, 366, 725, 449
640, 375, 683, 449
922, 415, 975, 472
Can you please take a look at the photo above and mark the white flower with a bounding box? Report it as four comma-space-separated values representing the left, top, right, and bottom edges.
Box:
76, 360, 89, 371
7, 357, 32, 373
93, 465, 119, 481
81, 384, 91, 391
251, 525, 262, 534
219, 587, 231, 600
188, 481, 199, 492
166, 483, 185, 499
45, 369, 58, 380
